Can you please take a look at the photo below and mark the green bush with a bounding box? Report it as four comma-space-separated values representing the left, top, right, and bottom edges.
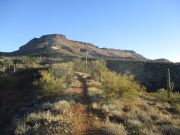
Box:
34, 62, 74, 97
15, 63, 40, 71
89, 60, 107, 82
73, 58, 86, 73
151, 88, 180, 104
101, 70, 143, 99
0, 57, 44, 72
34, 71, 65, 97
51, 62, 74, 87
80, 60, 144, 99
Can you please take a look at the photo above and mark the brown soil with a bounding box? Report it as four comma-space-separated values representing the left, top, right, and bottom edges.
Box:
71, 73, 107, 135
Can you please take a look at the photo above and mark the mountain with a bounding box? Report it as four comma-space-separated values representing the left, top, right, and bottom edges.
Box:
0, 34, 148, 60
153, 58, 172, 63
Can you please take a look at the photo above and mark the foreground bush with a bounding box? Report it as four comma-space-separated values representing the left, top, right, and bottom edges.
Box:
89, 60, 107, 82
103, 121, 128, 135
101, 71, 143, 99
34, 71, 65, 97
34, 62, 74, 97
51, 62, 74, 87
88, 60, 144, 99
14, 100, 74, 135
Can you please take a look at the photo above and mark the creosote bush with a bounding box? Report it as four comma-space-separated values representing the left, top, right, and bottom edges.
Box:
51, 62, 74, 87
89, 60, 107, 82
101, 71, 143, 99
151, 88, 180, 104
34, 71, 65, 97
72, 59, 144, 99
34, 62, 74, 97
88, 60, 144, 99
73, 59, 86, 73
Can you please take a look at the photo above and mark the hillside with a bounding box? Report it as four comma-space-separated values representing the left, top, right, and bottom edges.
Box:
153, 58, 172, 63
0, 60, 179, 135
0, 34, 147, 61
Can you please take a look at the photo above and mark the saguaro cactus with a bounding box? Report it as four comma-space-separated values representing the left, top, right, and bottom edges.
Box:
167, 68, 174, 98
13, 64, 16, 72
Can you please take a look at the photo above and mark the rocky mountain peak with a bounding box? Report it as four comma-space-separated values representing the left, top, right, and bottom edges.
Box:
0, 34, 148, 61
40, 34, 66, 39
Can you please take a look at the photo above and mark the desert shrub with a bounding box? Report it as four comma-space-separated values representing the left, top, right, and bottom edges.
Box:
87, 81, 101, 88
34, 62, 75, 97
13, 99, 74, 135
89, 60, 107, 81
51, 62, 74, 87
13, 64, 25, 71
126, 121, 161, 135
125, 123, 145, 135
87, 87, 103, 101
15, 122, 30, 135
1, 56, 43, 72
73, 58, 102, 74
15, 56, 45, 65
103, 121, 128, 135
73, 59, 86, 72
14, 109, 73, 135
34, 71, 65, 97
15, 63, 40, 71
52, 100, 70, 113
174, 103, 180, 114
151, 88, 180, 104
171, 103, 180, 114
151, 89, 167, 100
1, 57, 13, 67
101, 71, 143, 99
86, 60, 144, 99
0, 57, 14, 72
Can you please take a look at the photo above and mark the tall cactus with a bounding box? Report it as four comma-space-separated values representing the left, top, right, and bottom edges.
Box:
167, 68, 174, 98
13, 64, 16, 72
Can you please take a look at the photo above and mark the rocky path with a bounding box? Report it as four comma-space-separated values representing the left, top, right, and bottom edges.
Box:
70, 73, 106, 135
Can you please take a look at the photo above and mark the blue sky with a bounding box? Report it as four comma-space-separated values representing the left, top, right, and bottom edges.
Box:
0, 0, 180, 62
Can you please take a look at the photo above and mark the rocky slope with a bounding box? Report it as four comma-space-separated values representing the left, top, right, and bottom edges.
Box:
0, 34, 148, 61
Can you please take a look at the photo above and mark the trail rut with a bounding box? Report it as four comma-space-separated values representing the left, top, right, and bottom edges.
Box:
71, 73, 106, 135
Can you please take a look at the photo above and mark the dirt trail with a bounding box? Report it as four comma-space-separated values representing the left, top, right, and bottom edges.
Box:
71, 73, 105, 135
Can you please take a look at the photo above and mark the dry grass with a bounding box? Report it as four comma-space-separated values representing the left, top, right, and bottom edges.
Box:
102, 121, 128, 135
74, 70, 180, 135
13, 100, 74, 135
91, 92, 180, 135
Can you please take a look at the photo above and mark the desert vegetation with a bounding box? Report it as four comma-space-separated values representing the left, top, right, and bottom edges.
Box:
14, 100, 74, 135
0, 56, 179, 135
34, 63, 74, 97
